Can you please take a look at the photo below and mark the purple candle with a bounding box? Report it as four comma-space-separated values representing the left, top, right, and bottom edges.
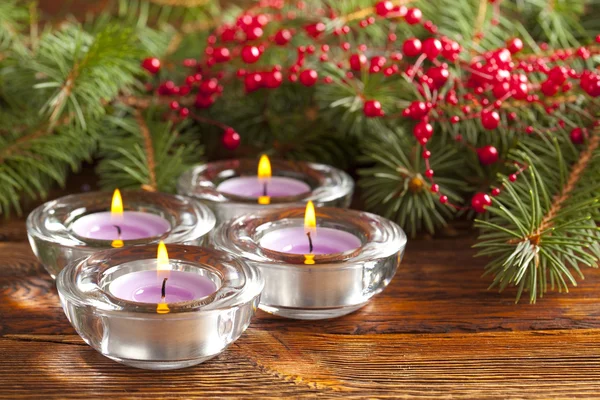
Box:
109, 270, 217, 303
109, 242, 218, 304
259, 201, 362, 255
259, 226, 361, 254
70, 189, 170, 241
216, 155, 310, 199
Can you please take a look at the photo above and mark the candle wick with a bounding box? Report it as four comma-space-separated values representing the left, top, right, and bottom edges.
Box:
263, 181, 268, 197
307, 232, 313, 253
161, 277, 168, 301
113, 225, 122, 239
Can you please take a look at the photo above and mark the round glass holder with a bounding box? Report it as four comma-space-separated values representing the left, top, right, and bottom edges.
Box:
211, 207, 407, 320
27, 190, 216, 279
177, 159, 353, 223
56, 245, 263, 370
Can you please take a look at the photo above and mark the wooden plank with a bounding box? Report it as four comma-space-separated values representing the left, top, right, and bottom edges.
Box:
3, 238, 600, 337
2, 329, 600, 398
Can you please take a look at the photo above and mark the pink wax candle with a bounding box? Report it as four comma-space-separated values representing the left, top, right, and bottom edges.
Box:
109, 270, 217, 303
259, 226, 361, 254
109, 242, 218, 304
259, 201, 362, 255
216, 155, 310, 198
70, 189, 170, 241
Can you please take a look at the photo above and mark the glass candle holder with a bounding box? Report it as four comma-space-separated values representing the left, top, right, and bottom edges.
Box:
177, 159, 353, 222
56, 244, 263, 370
211, 207, 407, 320
27, 191, 216, 279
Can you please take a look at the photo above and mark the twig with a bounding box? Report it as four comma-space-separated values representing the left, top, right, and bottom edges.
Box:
133, 110, 157, 192
471, 0, 488, 50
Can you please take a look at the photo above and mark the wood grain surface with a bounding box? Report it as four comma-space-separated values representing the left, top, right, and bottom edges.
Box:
2, 193, 600, 398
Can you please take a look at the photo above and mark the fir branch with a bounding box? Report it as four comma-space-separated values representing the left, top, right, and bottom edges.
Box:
96, 107, 202, 192
133, 109, 158, 191
475, 130, 600, 303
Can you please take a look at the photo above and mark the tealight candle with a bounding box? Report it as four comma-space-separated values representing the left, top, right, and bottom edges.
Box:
57, 244, 263, 370
109, 242, 217, 305
70, 189, 170, 244
259, 201, 361, 255
212, 205, 407, 320
216, 155, 310, 202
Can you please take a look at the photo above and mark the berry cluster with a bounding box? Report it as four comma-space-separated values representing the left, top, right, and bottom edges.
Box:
140, 1, 599, 213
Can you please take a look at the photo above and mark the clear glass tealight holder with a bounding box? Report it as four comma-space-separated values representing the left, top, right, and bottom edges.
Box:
27, 191, 216, 279
177, 159, 353, 223
57, 244, 263, 370
211, 207, 407, 320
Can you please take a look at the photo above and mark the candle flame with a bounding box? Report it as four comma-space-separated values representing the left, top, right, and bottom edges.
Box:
157, 241, 170, 271
111, 189, 124, 216
257, 155, 272, 180
304, 201, 317, 235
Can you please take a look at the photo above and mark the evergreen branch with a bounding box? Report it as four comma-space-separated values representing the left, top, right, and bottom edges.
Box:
133, 109, 158, 191
535, 131, 600, 234
475, 129, 600, 303
471, 0, 488, 48
96, 107, 202, 193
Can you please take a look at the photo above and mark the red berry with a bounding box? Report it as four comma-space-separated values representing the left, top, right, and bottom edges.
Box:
422, 150, 431, 159
430, 184, 439, 193
141, 57, 161, 74
158, 80, 176, 95
408, 101, 428, 120
548, 66, 567, 85
363, 100, 384, 117
274, 29, 292, 45
245, 26, 263, 40
450, 116, 460, 124
477, 145, 499, 165
375, 1, 394, 16
241, 46, 261, 64
596, 34, 600, 44
199, 78, 219, 94
508, 174, 517, 182
439, 195, 448, 204
403, 38, 422, 57
369, 56, 387, 73
405, 8, 422, 24
244, 73, 263, 92
427, 66, 449, 88
512, 82, 529, 100
491, 188, 501, 196
506, 38, 523, 54
413, 121, 433, 142
540, 79, 559, 96
349, 53, 367, 71
471, 192, 492, 213
264, 71, 283, 88
299, 69, 318, 86
169, 101, 179, 110
194, 94, 214, 109
213, 47, 231, 63
481, 110, 500, 130
492, 82, 511, 99
179, 107, 190, 117
570, 127, 585, 144
525, 126, 534, 134
304, 22, 325, 38
425, 169, 434, 178
422, 38, 442, 60
222, 128, 241, 150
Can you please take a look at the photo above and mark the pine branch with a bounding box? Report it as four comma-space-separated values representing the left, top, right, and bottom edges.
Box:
133, 109, 158, 191
96, 107, 202, 192
474, 129, 600, 303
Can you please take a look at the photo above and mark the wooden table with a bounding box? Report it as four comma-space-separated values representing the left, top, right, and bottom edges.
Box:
2, 201, 600, 398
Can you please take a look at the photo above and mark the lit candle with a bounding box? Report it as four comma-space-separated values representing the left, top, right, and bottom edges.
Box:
259, 201, 362, 255
216, 155, 311, 203
71, 189, 171, 246
109, 242, 218, 308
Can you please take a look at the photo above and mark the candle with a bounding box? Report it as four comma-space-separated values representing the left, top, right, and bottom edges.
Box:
216, 155, 310, 201
259, 201, 362, 255
70, 189, 170, 244
109, 242, 217, 305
